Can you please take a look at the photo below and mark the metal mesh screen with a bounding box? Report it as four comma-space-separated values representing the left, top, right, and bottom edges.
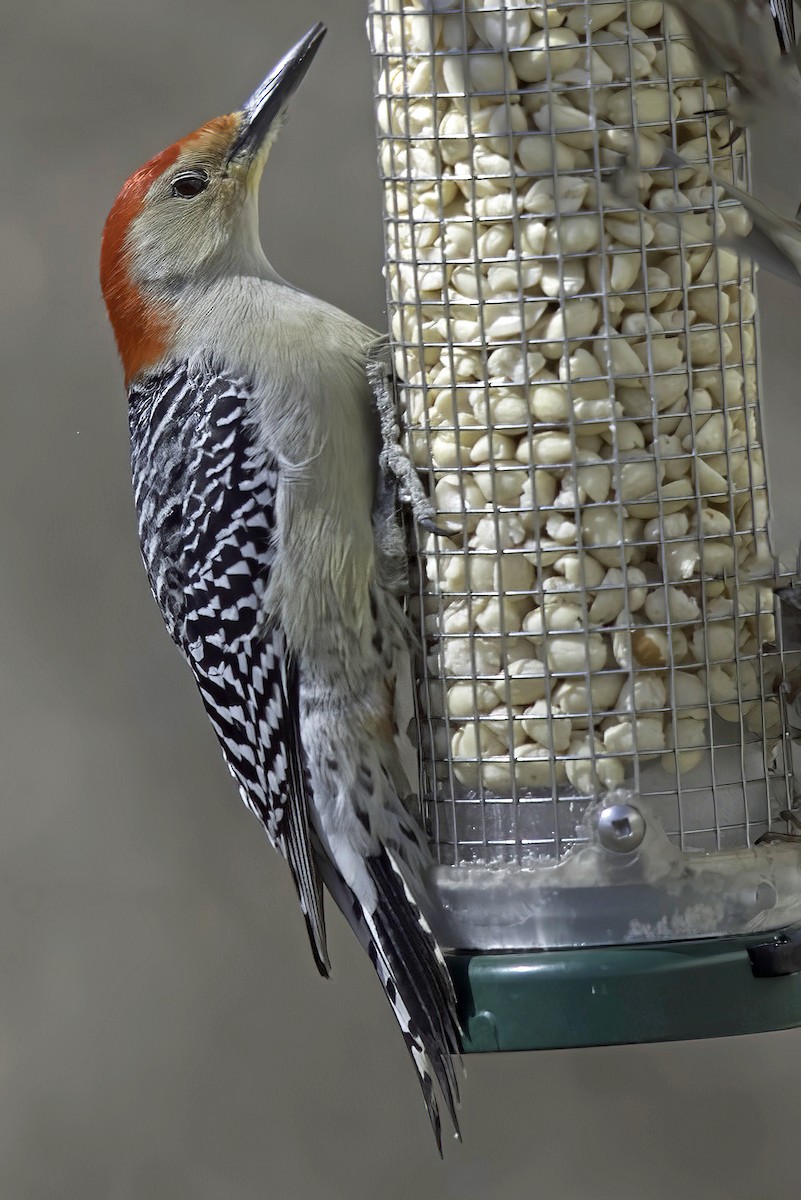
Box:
367, 0, 795, 869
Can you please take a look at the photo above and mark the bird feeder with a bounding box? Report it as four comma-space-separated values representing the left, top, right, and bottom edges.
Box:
368, 0, 801, 1050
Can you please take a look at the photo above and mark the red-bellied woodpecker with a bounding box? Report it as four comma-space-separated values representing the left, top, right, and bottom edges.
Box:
100, 23, 460, 1150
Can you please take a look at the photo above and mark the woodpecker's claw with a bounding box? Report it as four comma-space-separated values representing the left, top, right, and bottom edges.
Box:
417, 516, 452, 538
366, 337, 442, 535
776, 542, 801, 612
721, 124, 745, 149
756, 809, 801, 843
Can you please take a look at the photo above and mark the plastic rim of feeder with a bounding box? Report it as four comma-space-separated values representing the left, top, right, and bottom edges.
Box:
448, 926, 801, 1052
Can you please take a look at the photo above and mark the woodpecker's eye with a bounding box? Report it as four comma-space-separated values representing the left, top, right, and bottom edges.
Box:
171, 171, 209, 199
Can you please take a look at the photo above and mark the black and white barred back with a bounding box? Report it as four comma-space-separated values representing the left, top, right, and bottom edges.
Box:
129, 360, 328, 971
128, 359, 461, 1149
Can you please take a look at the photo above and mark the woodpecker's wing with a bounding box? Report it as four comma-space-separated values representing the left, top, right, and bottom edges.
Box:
770, 0, 796, 53
663, 0, 801, 121
129, 362, 329, 974
711, 173, 801, 287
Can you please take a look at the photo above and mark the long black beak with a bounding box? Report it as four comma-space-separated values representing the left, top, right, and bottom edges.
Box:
228, 23, 326, 163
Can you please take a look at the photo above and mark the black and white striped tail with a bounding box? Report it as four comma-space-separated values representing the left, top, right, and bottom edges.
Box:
323, 852, 462, 1151
770, 0, 795, 53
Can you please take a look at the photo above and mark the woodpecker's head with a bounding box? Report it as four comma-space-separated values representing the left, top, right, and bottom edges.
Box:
101, 23, 326, 384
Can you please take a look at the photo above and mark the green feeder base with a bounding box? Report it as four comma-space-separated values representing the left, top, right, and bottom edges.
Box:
447, 926, 801, 1053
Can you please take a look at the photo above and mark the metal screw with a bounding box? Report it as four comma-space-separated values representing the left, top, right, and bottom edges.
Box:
596, 802, 646, 853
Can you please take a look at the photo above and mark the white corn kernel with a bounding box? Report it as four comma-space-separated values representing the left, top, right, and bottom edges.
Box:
473, 466, 528, 502
476, 596, 525, 633
532, 98, 595, 149
443, 52, 516, 103
470, 432, 517, 463
510, 28, 581, 82
540, 258, 587, 297
573, 400, 618, 437
530, 382, 570, 423
545, 512, 578, 544
572, 453, 613, 503
588, 566, 647, 624
512, 745, 567, 789
539, 299, 600, 357
616, 453, 662, 501
546, 632, 607, 674
670, 671, 709, 719
437, 601, 470, 636
473, 513, 527, 550
554, 672, 624, 715
522, 175, 589, 216
521, 700, 573, 752
691, 620, 737, 664
483, 707, 528, 749
605, 216, 655, 248
448, 682, 500, 717
603, 717, 666, 756
495, 658, 547, 705
616, 673, 667, 716
435, 474, 488, 527
516, 133, 576, 173
469, 2, 533, 50
452, 726, 508, 786
495, 553, 535, 593
524, 604, 583, 637
582, 507, 635, 567
566, 735, 626, 793
565, 2, 626, 32
545, 214, 601, 255
442, 636, 502, 677
622, 4, 660, 32
487, 388, 531, 429
554, 554, 606, 589
527, 1, 568, 29
643, 586, 702, 625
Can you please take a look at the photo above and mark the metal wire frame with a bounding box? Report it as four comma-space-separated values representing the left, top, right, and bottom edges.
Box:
368, 0, 795, 866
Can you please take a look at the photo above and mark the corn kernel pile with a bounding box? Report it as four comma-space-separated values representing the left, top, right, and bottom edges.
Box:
369, 0, 781, 803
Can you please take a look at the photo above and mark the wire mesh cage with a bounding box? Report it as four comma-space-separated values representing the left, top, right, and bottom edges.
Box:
367, 0, 801, 958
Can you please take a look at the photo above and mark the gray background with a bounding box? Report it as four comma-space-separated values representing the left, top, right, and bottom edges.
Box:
4, 1, 801, 1197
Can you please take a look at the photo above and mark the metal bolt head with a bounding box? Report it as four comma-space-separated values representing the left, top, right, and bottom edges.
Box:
596, 802, 646, 853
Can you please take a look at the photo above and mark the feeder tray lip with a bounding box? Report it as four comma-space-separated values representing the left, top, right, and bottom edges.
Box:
448, 925, 801, 1053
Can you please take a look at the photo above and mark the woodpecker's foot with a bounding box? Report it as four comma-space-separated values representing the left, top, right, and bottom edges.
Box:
721, 124, 744, 149
366, 337, 447, 536
756, 810, 801, 845
417, 515, 451, 537
688, 106, 741, 147
776, 542, 801, 612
